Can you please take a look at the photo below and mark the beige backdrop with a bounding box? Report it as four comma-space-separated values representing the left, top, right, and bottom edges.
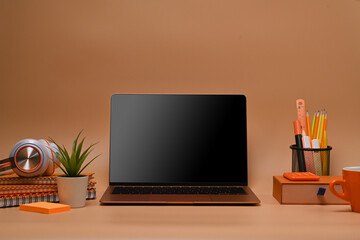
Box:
1, 0, 360, 194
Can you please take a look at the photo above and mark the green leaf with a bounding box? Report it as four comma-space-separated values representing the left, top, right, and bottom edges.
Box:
76, 148, 94, 171
47, 141, 70, 176
56, 153, 72, 175
48, 138, 70, 170
79, 142, 98, 161
78, 154, 101, 175
51, 152, 68, 176
69, 130, 83, 175
76, 137, 85, 161
48, 140, 66, 165
72, 130, 83, 154
62, 145, 71, 162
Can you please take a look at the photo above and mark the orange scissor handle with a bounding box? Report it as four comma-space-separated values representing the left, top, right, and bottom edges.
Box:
329, 179, 350, 202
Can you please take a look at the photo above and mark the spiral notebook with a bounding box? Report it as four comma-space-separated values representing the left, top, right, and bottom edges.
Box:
0, 181, 96, 195
0, 189, 96, 208
0, 173, 95, 185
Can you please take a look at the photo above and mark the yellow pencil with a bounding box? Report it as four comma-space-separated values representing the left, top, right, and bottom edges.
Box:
317, 110, 324, 141
311, 112, 316, 138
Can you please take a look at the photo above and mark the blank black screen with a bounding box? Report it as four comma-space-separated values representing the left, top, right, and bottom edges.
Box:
110, 94, 247, 185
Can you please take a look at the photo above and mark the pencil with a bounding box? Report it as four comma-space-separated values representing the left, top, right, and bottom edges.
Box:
311, 112, 316, 138
323, 112, 328, 131
306, 111, 312, 145
317, 110, 324, 141
316, 110, 321, 140
313, 111, 320, 139
318, 110, 325, 145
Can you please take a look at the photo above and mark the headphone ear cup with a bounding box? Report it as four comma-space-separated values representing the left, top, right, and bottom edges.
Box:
10, 139, 48, 177
4, 139, 60, 177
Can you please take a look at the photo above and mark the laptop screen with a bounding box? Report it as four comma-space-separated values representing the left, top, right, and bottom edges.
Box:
110, 94, 248, 186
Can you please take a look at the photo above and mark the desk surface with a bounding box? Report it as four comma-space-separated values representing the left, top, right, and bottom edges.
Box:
1, 185, 359, 240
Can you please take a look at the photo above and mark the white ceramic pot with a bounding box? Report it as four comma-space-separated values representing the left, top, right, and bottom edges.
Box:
56, 175, 89, 208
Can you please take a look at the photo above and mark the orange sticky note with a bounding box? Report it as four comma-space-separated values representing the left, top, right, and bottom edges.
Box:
19, 202, 70, 214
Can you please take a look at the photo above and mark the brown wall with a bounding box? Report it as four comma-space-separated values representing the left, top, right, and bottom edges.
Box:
1, 0, 360, 193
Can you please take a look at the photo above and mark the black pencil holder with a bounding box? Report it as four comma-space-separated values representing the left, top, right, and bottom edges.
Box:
290, 145, 332, 176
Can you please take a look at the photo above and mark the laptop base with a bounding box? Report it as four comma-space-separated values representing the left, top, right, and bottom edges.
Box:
100, 186, 260, 205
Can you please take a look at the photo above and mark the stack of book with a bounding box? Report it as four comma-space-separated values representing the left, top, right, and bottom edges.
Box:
0, 173, 96, 208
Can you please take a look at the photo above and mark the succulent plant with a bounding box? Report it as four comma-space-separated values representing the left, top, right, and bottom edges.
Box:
49, 130, 100, 177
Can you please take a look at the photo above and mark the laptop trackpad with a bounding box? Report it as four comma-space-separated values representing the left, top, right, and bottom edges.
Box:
149, 195, 211, 202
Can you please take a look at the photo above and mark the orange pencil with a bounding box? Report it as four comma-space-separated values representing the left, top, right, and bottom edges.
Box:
306, 111, 312, 146
321, 111, 328, 147
313, 111, 320, 139
318, 110, 325, 145
323, 112, 328, 131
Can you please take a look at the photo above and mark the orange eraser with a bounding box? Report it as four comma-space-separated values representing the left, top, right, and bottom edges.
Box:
19, 202, 70, 214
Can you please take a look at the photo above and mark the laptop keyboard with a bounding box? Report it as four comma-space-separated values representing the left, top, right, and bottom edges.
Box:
112, 186, 246, 195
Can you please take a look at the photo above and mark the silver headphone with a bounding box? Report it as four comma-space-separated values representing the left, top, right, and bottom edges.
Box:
0, 139, 60, 177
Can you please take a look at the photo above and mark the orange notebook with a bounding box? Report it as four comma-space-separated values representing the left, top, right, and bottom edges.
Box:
0, 188, 97, 208
20, 202, 70, 214
0, 173, 95, 185
0, 181, 96, 195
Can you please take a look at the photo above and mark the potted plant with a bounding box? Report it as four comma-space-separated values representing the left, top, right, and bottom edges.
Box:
49, 130, 100, 208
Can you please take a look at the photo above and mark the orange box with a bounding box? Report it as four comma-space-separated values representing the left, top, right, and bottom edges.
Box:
273, 176, 349, 205
19, 202, 70, 214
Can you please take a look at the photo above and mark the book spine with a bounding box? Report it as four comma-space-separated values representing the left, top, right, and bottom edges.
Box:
0, 189, 96, 208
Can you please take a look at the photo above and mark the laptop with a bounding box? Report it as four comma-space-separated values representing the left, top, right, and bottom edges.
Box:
100, 94, 260, 205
